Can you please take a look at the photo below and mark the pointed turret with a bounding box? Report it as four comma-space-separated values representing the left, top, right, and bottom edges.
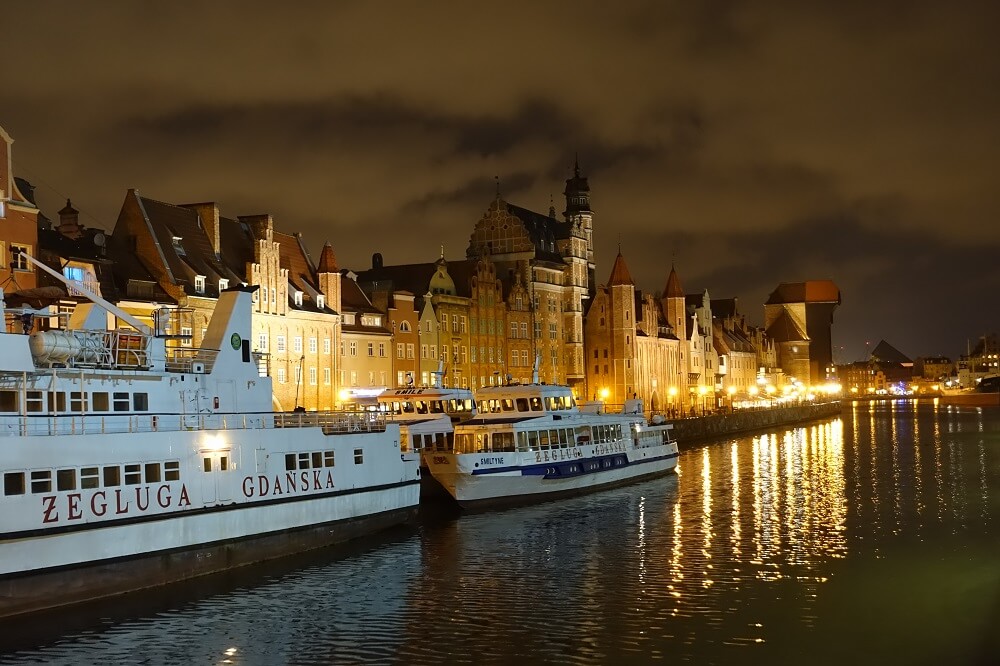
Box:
607, 250, 634, 286
661, 264, 687, 341
664, 264, 684, 298
317, 242, 338, 274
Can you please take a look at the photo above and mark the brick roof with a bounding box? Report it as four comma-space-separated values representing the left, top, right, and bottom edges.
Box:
663, 265, 684, 298
766, 280, 841, 305
607, 251, 634, 286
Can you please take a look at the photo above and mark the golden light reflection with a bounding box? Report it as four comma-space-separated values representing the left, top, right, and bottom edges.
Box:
731, 442, 741, 560
609, 403, 989, 645
702, 447, 714, 588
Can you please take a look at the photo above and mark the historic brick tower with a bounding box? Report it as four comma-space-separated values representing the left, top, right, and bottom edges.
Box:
563, 157, 595, 297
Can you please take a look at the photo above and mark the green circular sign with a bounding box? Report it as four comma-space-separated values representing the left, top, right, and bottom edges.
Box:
230, 333, 242, 350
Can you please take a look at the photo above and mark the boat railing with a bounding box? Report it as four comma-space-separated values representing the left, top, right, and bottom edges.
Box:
164, 347, 220, 373
0, 409, 387, 437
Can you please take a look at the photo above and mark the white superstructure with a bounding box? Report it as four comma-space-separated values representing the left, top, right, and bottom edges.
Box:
0, 253, 419, 618
376, 377, 476, 500
426, 381, 679, 508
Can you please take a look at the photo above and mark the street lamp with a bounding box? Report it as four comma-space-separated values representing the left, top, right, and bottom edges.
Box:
294, 355, 305, 411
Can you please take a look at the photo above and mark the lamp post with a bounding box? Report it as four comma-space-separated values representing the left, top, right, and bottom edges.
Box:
294, 355, 305, 411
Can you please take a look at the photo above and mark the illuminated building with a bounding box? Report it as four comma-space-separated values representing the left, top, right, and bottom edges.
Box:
764, 280, 841, 385
0, 125, 40, 298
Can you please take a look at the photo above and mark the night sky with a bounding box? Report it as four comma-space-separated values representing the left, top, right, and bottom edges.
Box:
4, 1, 998, 362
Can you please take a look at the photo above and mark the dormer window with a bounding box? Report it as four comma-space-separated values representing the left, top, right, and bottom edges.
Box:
317, 295, 325, 309
293, 290, 303, 307
172, 236, 186, 256
194, 275, 206, 294
218, 279, 229, 292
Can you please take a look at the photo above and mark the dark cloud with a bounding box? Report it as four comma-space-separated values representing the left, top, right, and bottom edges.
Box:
3, 0, 998, 363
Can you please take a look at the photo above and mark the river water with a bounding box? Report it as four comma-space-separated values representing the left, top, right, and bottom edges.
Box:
1, 401, 998, 665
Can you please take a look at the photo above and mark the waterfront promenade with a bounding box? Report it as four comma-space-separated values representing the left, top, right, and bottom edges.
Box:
667, 401, 843, 444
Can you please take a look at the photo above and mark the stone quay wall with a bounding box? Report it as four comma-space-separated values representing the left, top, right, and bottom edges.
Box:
666, 401, 842, 444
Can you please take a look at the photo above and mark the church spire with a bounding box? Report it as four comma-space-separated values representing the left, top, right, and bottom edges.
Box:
607, 249, 634, 286
664, 264, 684, 298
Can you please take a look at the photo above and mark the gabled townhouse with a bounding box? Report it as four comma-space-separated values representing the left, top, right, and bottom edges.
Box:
0, 125, 40, 302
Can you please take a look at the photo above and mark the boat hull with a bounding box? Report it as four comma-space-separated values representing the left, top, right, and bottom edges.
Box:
428, 446, 679, 510
0, 490, 417, 618
0, 424, 419, 618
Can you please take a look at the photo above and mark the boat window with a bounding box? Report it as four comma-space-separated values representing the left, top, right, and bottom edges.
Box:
312, 452, 323, 468
517, 431, 528, 451
0, 390, 17, 412
615, 424, 622, 440
353, 448, 364, 464
576, 426, 591, 445
502, 399, 515, 412
549, 430, 560, 448
539, 430, 550, 449
113, 393, 130, 412
446, 432, 455, 450
285, 454, 296, 471
104, 466, 121, 486
30, 470, 51, 494
559, 429, 569, 447
203, 457, 213, 473
324, 451, 335, 467
220, 456, 229, 472
48, 392, 67, 412
298, 453, 311, 469
92, 392, 109, 411
430, 400, 444, 413
502, 432, 516, 451
81, 467, 98, 490
145, 463, 161, 483
133, 393, 149, 411
56, 469, 76, 491
125, 464, 142, 485
516, 398, 530, 412
415, 401, 428, 414
545, 397, 557, 411
527, 430, 538, 449
26, 391, 44, 413
165, 461, 181, 481
402, 402, 415, 414
4, 472, 25, 495
70, 392, 88, 412
529, 397, 543, 411
454, 433, 471, 454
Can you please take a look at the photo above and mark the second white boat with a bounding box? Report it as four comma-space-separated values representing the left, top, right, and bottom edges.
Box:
425, 381, 679, 508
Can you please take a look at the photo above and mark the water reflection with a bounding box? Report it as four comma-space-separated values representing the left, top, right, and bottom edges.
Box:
1, 404, 997, 665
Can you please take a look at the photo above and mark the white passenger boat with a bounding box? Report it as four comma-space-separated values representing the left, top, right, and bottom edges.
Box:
0, 252, 419, 618
376, 373, 476, 500
425, 380, 679, 509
